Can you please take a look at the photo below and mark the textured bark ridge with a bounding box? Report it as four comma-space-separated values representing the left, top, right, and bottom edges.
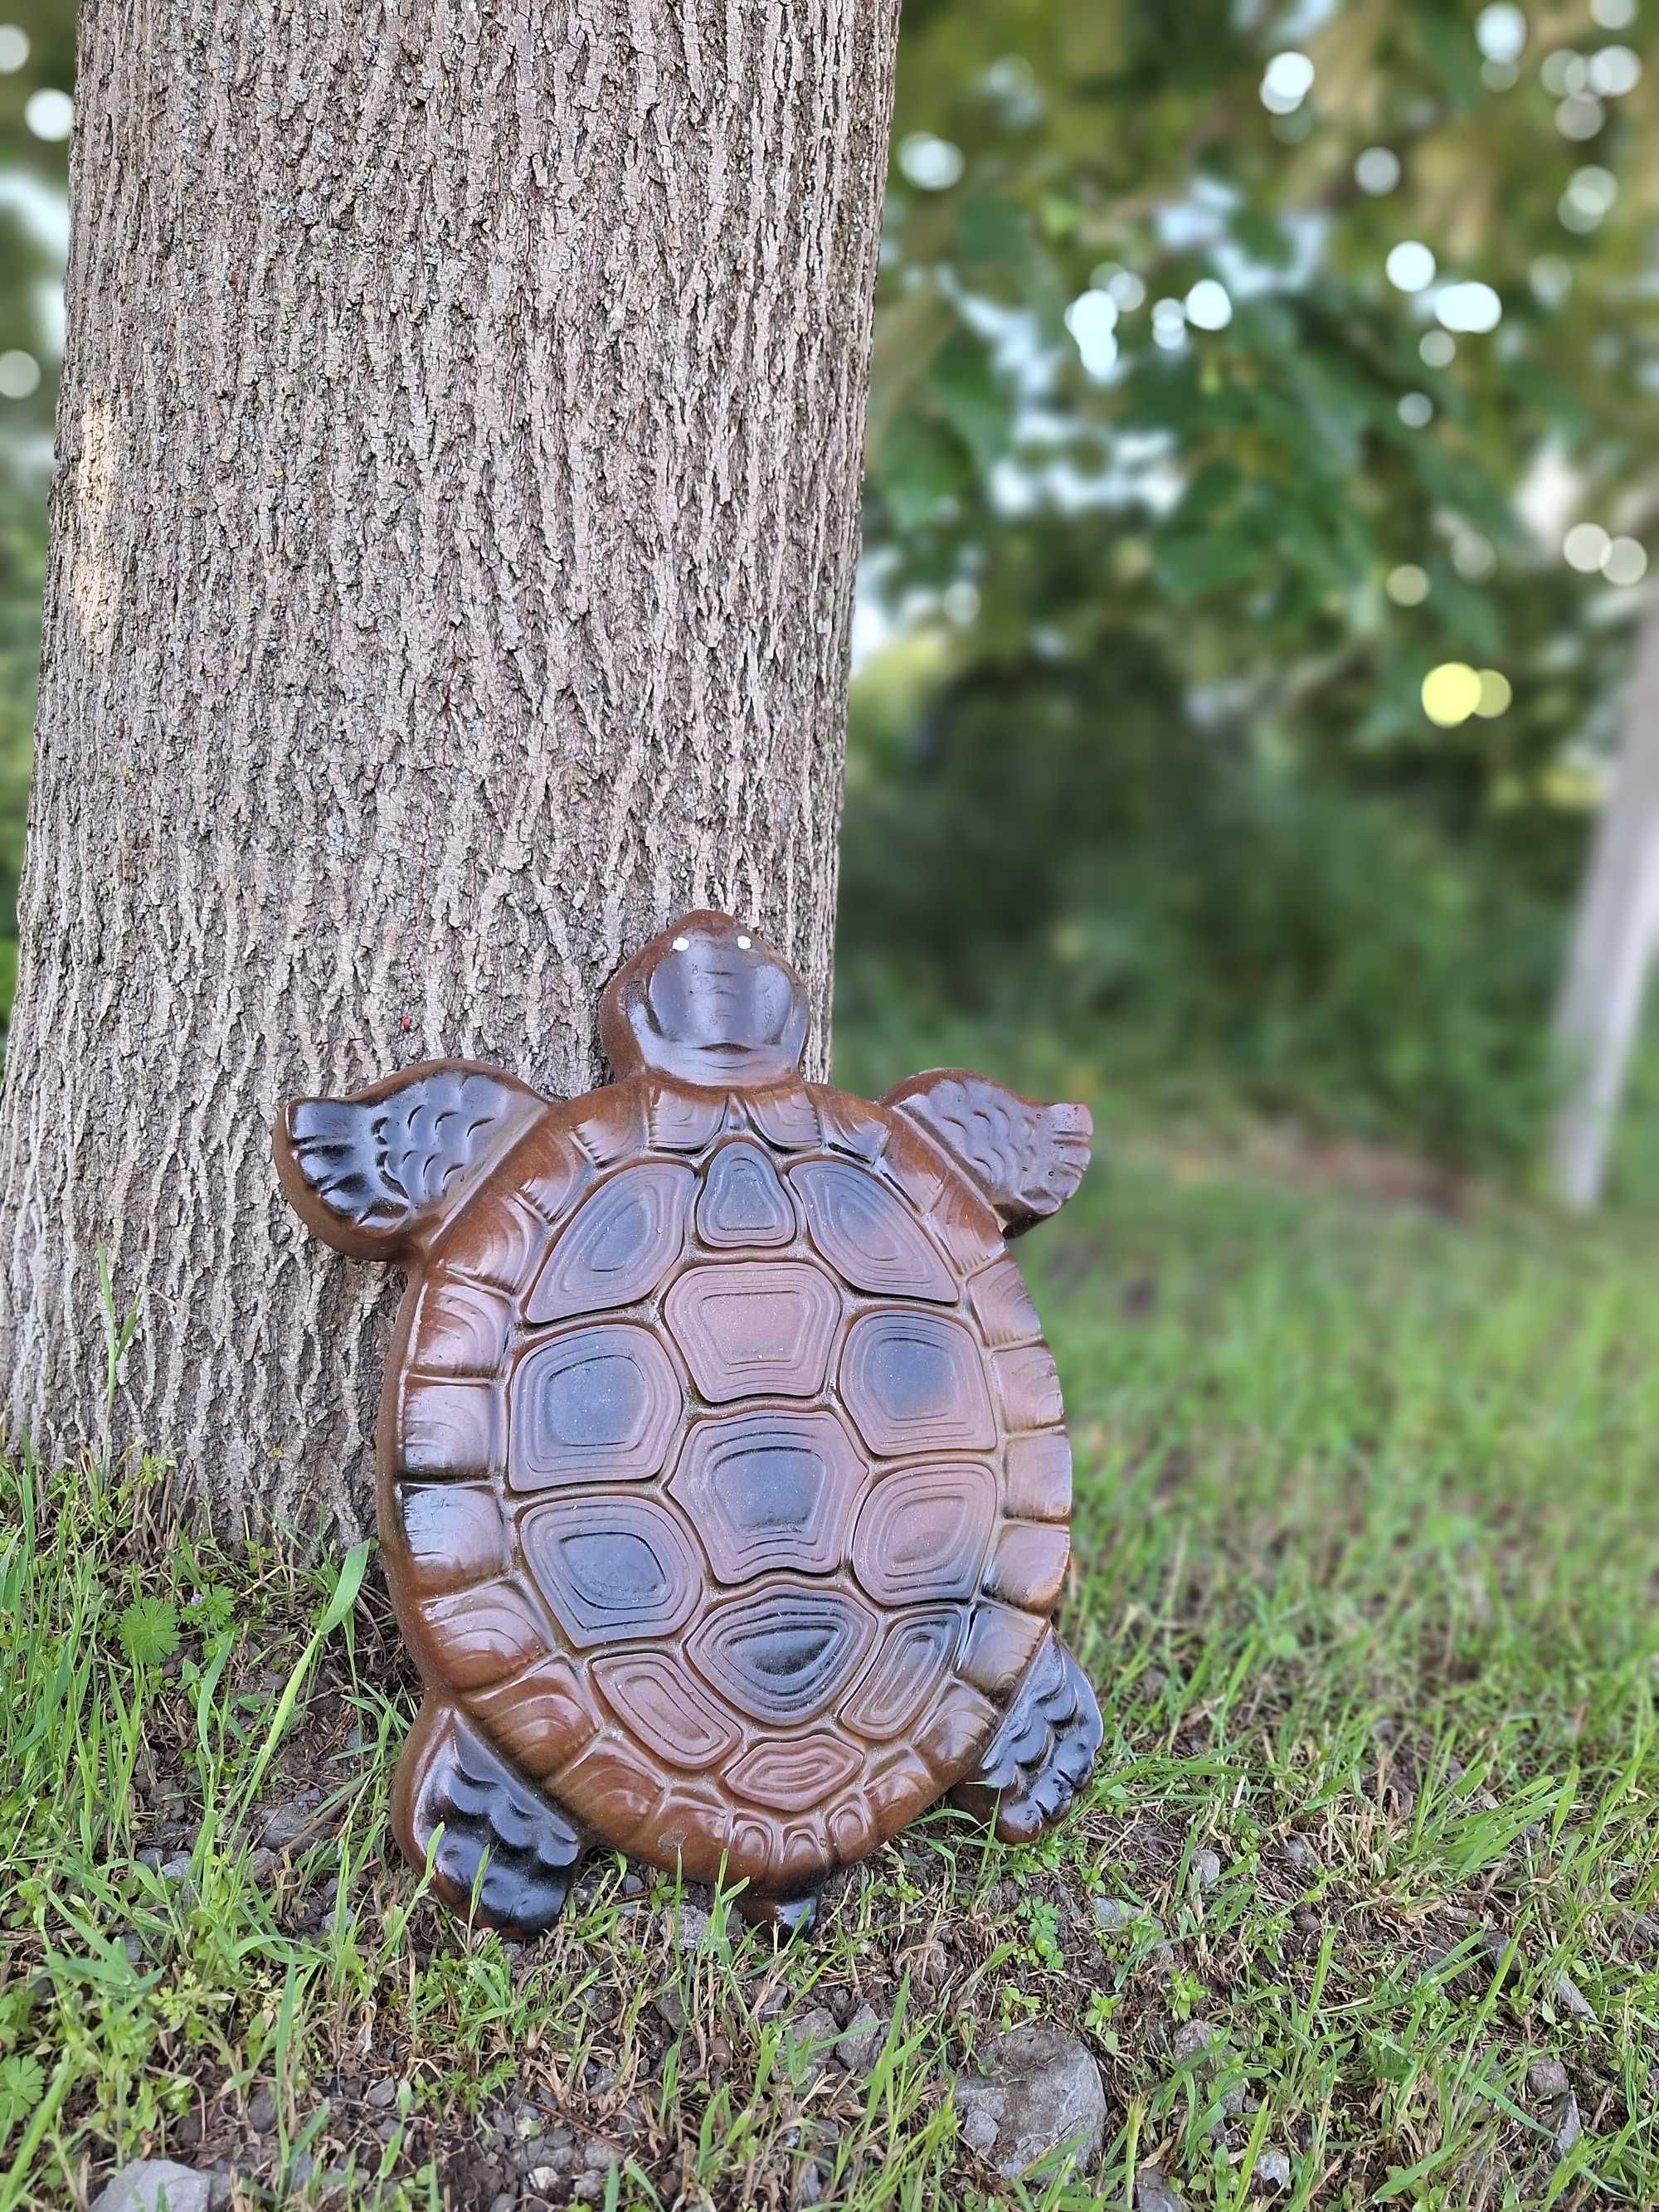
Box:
0, 0, 901, 1534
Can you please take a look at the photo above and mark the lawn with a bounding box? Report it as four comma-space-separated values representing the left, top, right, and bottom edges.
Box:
2, 1130, 1657, 2210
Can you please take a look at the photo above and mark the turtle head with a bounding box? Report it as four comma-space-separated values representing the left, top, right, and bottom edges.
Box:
600, 912, 810, 1089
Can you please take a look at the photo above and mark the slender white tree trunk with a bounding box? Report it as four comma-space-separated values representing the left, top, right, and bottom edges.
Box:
0, 0, 901, 1534
1550, 599, 1659, 1210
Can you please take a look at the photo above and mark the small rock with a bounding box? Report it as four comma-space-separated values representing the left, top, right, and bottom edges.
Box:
1528, 2055, 1569, 2100
783, 2005, 840, 2088
654, 1987, 685, 2032
260, 1791, 325, 1850
245, 1848, 276, 1884
205, 2172, 232, 2212
488, 2194, 515, 2212
285, 2151, 314, 2190
1193, 1850, 1221, 1892
136, 1847, 164, 1874
1170, 2020, 1216, 2067
581, 2141, 618, 2174
1554, 2093, 1582, 2158
94, 2161, 213, 2212
1627, 1913, 1659, 1952
836, 2001, 886, 2076
1092, 1898, 1136, 1932
1255, 2147, 1292, 2189
365, 2078, 397, 2110
1551, 1972, 1595, 2021
799, 2161, 826, 2205
123, 1935, 146, 1966
664, 1899, 711, 1950
1282, 1837, 1317, 1874
246, 2088, 277, 2134
1135, 2169, 1186, 2212
952, 2024, 1107, 2180
569, 2176, 604, 2205
524, 2170, 561, 2194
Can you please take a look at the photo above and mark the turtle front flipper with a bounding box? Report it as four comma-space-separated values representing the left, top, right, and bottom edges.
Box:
881, 1070, 1091, 1237
275, 1062, 548, 1262
949, 1633, 1102, 1846
395, 1697, 588, 1937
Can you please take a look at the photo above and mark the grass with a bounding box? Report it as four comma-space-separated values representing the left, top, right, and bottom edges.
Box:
2, 1127, 1657, 2210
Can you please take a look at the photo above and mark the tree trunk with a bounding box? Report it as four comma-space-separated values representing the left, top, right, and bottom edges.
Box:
0, 0, 901, 1535
1550, 599, 1659, 1210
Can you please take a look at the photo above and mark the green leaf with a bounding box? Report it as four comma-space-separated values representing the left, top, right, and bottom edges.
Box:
956, 194, 1031, 270
1233, 211, 1295, 270
0, 2054, 45, 2142
929, 333, 1012, 469
117, 1595, 179, 1667
1155, 528, 1262, 600
1415, 16, 1486, 111
875, 411, 972, 531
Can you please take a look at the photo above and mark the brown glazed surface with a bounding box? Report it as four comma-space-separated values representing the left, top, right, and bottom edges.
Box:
277, 912, 1097, 1929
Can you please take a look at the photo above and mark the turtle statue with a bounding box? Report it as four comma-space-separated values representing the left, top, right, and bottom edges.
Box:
275, 911, 1102, 1937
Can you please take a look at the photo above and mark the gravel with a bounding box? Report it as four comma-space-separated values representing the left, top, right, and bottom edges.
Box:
952, 2023, 1107, 2180
1528, 2055, 1570, 2100
1134, 2167, 1186, 2212
93, 2163, 213, 2212
835, 2001, 887, 2076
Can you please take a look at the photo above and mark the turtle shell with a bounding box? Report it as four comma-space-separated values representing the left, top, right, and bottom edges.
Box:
381, 1072, 1073, 1896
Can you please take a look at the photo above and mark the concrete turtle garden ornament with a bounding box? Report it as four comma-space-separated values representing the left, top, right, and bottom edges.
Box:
275, 912, 1102, 1937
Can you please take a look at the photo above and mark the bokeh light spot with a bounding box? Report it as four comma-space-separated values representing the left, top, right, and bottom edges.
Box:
1399, 392, 1434, 428
1423, 664, 1483, 727
0, 349, 40, 399
1436, 281, 1502, 334
1386, 241, 1437, 293
1387, 564, 1430, 606
1420, 330, 1456, 367
1261, 51, 1315, 113
1476, 4, 1528, 63
24, 87, 71, 142
898, 134, 964, 190
1564, 523, 1612, 572
1603, 537, 1648, 586
1185, 279, 1232, 331
1355, 147, 1401, 195
1474, 669, 1513, 718
0, 25, 29, 72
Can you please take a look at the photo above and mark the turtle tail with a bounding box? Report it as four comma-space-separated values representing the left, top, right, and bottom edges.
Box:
394, 1698, 587, 1937
949, 1632, 1102, 1845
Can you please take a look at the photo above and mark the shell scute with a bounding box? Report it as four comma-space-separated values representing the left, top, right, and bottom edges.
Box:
667, 1408, 864, 1583
664, 1260, 839, 1403
839, 1310, 997, 1459
788, 1156, 956, 1302
525, 1159, 693, 1324
507, 1324, 683, 1490
850, 1461, 998, 1606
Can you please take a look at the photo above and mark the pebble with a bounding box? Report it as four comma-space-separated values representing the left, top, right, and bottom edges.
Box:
260, 1791, 325, 1850
93, 2162, 213, 2212
1551, 1971, 1595, 2021
654, 1987, 685, 2032
1092, 1897, 1136, 1932
1193, 1850, 1221, 1892
1255, 2147, 1292, 2189
1528, 2055, 1569, 2100
835, 2001, 887, 2076
952, 2023, 1107, 2180
365, 2078, 397, 2110
246, 2088, 277, 2134
1554, 2093, 1583, 2158
1170, 2020, 1216, 2067
1282, 1837, 1317, 1874
783, 2005, 841, 2088
1135, 2168, 1186, 2212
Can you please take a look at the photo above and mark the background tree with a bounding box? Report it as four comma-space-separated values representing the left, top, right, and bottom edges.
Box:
0, 0, 902, 1531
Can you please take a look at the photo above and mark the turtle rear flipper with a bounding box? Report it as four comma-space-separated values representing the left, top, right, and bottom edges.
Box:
396, 1699, 587, 1937
950, 1633, 1102, 1845
275, 1062, 547, 1262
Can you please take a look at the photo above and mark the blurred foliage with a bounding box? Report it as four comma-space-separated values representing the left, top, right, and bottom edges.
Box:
0, 0, 70, 1029
844, 0, 1659, 1167
1, 4, 1657, 1170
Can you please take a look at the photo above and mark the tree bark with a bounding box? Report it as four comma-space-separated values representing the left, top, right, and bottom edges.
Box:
1550, 599, 1659, 1210
0, 0, 900, 1534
